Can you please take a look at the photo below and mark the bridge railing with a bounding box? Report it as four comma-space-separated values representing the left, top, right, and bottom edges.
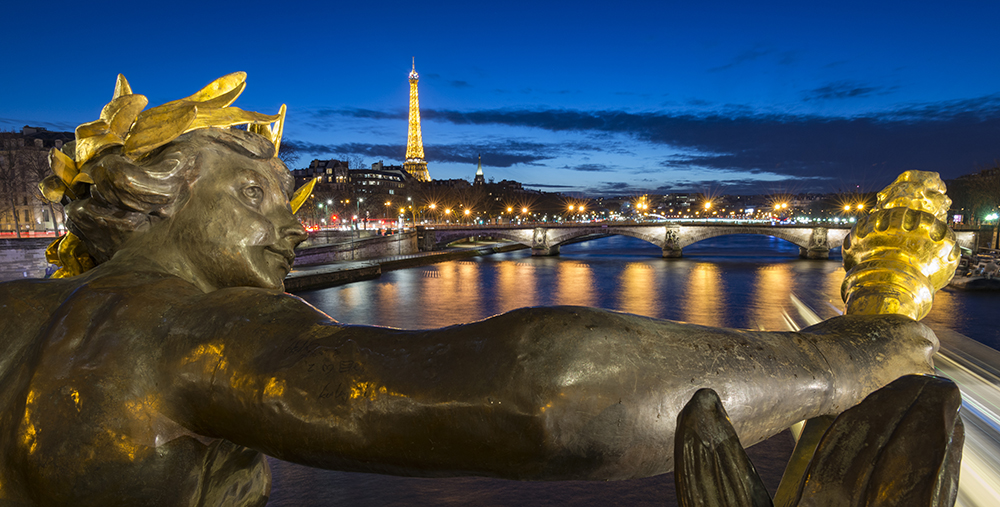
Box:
417, 220, 854, 230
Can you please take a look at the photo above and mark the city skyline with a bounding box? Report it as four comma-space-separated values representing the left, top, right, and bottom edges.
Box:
3, 1, 999, 196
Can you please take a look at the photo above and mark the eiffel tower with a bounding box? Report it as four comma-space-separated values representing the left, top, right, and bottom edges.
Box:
404, 58, 430, 182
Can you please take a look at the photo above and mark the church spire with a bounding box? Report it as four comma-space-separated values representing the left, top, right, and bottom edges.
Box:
473, 153, 485, 185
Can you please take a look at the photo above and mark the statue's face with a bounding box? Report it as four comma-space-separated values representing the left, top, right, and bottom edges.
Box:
165, 141, 306, 291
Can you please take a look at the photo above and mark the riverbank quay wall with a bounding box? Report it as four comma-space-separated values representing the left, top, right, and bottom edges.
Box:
284, 242, 525, 292
294, 232, 419, 267
0, 238, 55, 281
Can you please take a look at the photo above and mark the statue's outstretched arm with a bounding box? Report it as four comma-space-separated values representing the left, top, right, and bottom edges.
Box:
160, 289, 936, 481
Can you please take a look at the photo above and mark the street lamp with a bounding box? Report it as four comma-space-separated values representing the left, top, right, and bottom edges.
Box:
355, 198, 363, 230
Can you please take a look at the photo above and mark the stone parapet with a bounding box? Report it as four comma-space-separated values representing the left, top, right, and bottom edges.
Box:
0, 238, 56, 281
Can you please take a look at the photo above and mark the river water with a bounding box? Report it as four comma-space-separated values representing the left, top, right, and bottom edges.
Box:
268, 234, 1000, 506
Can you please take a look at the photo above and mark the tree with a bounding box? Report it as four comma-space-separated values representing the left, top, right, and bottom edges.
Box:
0, 131, 28, 237
277, 141, 300, 168
347, 155, 366, 170
23, 145, 61, 232
949, 164, 1000, 249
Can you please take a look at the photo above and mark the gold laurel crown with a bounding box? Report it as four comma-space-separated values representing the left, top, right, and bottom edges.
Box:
42, 73, 316, 278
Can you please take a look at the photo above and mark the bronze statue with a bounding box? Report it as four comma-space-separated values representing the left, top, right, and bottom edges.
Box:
674, 375, 963, 507
0, 74, 957, 506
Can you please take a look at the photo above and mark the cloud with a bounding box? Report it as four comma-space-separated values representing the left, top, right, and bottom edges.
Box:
652, 177, 824, 195
803, 81, 892, 101
566, 163, 612, 172
295, 94, 1000, 192
450, 80, 472, 88
708, 46, 774, 72
285, 141, 404, 161
309, 108, 405, 121
416, 96, 1000, 182
522, 182, 576, 189
283, 139, 555, 168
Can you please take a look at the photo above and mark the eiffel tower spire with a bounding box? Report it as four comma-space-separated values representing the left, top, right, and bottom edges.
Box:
404, 58, 430, 182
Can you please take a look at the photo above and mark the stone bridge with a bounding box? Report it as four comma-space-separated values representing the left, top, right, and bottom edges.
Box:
417, 223, 861, 259
418, 223, 982, 258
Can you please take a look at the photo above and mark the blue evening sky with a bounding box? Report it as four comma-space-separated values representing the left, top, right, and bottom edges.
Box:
3, 1, 999, 195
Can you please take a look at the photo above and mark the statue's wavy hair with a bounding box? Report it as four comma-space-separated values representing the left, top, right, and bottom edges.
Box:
66, 128, 277, 263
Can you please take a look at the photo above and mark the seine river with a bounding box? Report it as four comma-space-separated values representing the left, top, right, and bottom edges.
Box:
268, 234, 1000, 506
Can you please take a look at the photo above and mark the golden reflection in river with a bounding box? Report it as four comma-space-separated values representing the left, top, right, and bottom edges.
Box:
415, 261, 485, 326
618, 262, 659, 317
679, 262, 725, 327
822, 267, 848, 318
456, 261, 482, 314
554, 262, 595, 307
328, 282, 373, 317
748, 264, 794, 330
497, 261, 538, 312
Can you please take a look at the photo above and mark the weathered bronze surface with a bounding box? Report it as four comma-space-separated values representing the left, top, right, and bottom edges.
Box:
0, 75, 955, 506
675, 388, 773, 507
790, 374, 964, 506
674, 375, 963, 507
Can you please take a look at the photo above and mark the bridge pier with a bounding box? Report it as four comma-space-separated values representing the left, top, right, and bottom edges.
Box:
799, 246, 830, 259
530, 228, 561, 256
799, 227, 831, 259
531, 245, 560, 256
662, 247, 683, 258
662, 225, 683, 258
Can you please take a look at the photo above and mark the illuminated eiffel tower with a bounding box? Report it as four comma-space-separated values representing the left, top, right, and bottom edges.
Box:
404, 58, 430, 182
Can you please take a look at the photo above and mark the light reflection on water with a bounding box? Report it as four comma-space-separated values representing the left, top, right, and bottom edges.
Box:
297, 235, 845, 332
276, 234, 997, 506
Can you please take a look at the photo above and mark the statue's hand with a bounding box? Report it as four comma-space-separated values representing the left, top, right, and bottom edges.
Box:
841, 171, 960, 320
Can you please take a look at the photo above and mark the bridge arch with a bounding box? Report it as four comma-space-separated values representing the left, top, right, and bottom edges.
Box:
542, 227, 665, 252
679, 228, 810, 250
425, 228, 535, 250
677, 226, 847, 259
